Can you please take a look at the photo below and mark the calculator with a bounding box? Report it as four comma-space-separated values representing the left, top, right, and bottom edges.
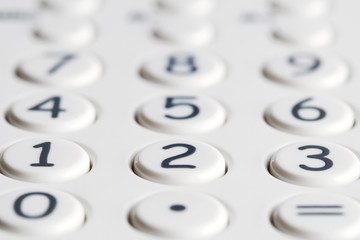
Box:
0, 0, 359, 239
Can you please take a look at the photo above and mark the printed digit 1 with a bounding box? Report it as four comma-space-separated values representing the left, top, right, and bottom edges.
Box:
31, 142, 54, 167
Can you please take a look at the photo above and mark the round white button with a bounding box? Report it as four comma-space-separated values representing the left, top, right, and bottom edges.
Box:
270, 142, 360, 187
35, 16, 95, 45
41, 0, 102, 16
263, 52, 349, 88
270, 0, 330, 18
136, 95, 226, 134
273, 19, 333, 47
156, 0, 215, 16
153, 17, 214, 45
0, 138, 90, 183
7, 92, 97, 133
140, 51, 226, 87
17, 52, 103, 87
0, 189, 85, 236
272, 193, 360, 240
265, 95, 354, 136
134, 139, 226, 185
130, 191, 228, 238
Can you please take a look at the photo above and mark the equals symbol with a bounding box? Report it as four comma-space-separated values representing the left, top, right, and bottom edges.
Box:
297, 205, 343, 216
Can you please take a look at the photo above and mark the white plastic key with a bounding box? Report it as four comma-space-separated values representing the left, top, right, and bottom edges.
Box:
130, 191, 228, 238
270, 141, 360, 187
156, 0, 216, 16
153, 17, 214, 45
0, 189, 85, 236
270, 0, 330, 18
0, 138, 91, 183
17, 52, 103, 87
133, 139, 226, 185
273, 18, 333, 47
7, 92, 97, 133
265, 95, 354, 136
272, 193, 360, 240
136, 95, 226, 134
41, 0, 102, 16
34, 15, 95, 45
263, 51, 349, 88
140, 51, 226, 87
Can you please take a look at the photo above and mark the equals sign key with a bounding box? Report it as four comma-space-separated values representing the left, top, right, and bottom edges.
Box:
272, 194, 360, 239
297, 205, 343, 216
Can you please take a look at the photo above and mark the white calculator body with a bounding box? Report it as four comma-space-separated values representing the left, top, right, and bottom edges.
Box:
0, 0, 359, 239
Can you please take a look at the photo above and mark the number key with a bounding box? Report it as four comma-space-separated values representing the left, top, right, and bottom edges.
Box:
140, 51, 226, 87
263, 52, 348, 88
7, 92, 97, 132
269, 141, 360, 186
17, 52, 103, 87
136, 95, 226, 134
265, 95, 354, 136
133, 139, 226, 184
0, 138, 91, 182
0, 189, 85, 236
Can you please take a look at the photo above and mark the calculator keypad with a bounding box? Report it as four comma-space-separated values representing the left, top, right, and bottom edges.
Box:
0, 0, 359, 239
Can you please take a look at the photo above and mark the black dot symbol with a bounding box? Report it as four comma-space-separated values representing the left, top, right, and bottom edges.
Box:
170, 204, 186, 211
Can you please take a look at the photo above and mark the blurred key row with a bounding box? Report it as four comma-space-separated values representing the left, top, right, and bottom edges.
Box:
16, 50, 349, 88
